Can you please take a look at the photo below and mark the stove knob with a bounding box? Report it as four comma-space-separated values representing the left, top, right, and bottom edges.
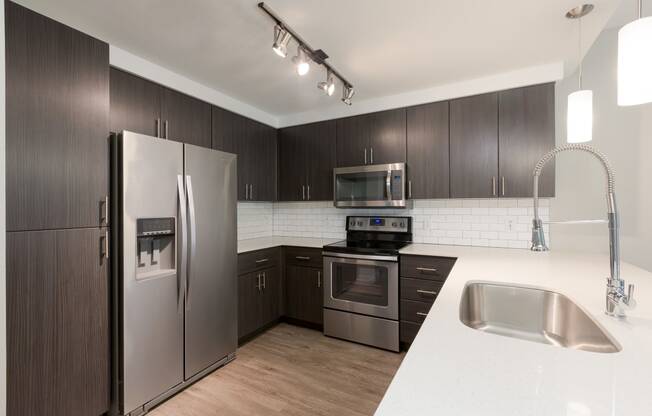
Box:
392, 222, 397, 227
357, 221, 363, 226
400, 222, 405, 227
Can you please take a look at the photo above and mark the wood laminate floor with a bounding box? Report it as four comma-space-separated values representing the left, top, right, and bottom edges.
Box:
149, 323, 405, 416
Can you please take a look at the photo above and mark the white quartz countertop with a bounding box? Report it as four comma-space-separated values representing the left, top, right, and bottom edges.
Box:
237, 236, 341, 253
376, 244, 652, 416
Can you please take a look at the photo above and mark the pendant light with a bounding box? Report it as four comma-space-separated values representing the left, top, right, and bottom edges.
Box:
566, 5, 594, 143
618, 0, 652, 106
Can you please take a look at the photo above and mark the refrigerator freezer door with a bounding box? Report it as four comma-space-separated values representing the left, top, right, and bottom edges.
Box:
119, 132, 185, 414
183, 144, 238, 379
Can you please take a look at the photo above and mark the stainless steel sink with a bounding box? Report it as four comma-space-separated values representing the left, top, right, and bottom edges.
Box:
459, 282, 621, 353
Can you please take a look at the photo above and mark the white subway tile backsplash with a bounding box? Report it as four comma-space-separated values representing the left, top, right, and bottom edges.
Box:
237, 198, 551, 249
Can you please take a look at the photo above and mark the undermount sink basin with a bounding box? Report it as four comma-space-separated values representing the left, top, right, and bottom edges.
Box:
459, 282, 621, 353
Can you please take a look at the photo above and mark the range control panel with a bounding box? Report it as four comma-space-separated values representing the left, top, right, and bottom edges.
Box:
346, 216, 411, 233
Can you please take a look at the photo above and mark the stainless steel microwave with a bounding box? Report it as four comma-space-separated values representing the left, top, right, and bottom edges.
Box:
333, 163, 408, 208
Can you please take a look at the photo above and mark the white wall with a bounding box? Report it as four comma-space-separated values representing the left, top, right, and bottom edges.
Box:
0, 2, 6, 414
552, 27, 652, 271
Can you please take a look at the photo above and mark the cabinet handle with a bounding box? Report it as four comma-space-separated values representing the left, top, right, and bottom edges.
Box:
100, 196, 109, 226
250, 184, 254, 200
364, 148, 368, 165
307, 185, 310, 201
492, 176, 497, 197
302, 185, 306, 200
256, 273, 261, 291
295, 256, 311, 261
416, 312, 428, 317
408, 180, 412, 199
370, 147, 374, 164
164, 120, 169, 139
262, 272, 266, 290
501, 176, 505, 197
317, 271, 321, 288
416, 267, 438, 273
255, 258, 269, 264
101, 230, 109, 259
416, 289, 438, 296
155, 118, 161, 138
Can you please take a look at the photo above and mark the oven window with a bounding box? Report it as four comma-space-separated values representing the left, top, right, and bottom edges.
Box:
335, 171, 389, 202
332, 262, 389, 306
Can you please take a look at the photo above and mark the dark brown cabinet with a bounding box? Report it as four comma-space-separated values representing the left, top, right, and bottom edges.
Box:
499, 83, 555, 197
212, 106, 277, 201
7, 228, 109, 416
406, 101, 450, 199
285, 265, 323, 325
237, 267, 280, 339
336, 108, 407, 167
160, 87, 212, 147
6, 1, 110, 231
279, 120, 336, 201
110, 68, 212, 148
450, 92, 499, 198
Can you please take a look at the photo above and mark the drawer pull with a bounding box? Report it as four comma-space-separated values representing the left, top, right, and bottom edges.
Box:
416, 267, 438, 273
416, 312, 428, 317
416, 289, 438, 296
296, 256, 311, 261
255, 258, 269, 264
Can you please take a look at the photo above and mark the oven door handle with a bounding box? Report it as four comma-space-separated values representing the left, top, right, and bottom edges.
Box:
322, 251, 398, 262
386, 169, 392, 201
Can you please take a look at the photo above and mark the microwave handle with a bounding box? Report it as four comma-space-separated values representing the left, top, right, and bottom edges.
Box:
386, 170, 392, 201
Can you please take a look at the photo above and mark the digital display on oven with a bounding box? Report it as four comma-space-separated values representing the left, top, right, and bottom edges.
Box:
370, 218, 385, 226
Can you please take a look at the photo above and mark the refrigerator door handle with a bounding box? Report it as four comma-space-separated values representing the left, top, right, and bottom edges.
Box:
177, 175, 188, 311
185, 175, 198, 310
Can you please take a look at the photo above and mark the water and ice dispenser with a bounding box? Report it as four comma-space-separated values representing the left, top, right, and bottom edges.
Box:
136, 218, 176, 280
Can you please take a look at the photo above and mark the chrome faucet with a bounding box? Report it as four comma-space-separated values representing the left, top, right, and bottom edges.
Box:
531, 144, 635, 317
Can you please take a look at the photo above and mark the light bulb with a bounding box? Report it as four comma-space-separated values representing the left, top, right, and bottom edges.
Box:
567, 90, 593, 143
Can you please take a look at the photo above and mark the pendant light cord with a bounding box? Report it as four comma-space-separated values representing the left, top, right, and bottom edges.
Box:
639, 0, 643, 19
578, 17, 583, 90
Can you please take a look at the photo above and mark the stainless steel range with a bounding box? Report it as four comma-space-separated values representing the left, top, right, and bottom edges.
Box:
322, 216, 412, 352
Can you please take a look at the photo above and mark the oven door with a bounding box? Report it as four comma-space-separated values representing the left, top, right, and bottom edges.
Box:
323, 253, 398, 320
333, 163, 406, 208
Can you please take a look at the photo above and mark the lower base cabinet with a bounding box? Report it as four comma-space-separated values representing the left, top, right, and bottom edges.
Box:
285, 265, 323, 325
7, 228, 110, 416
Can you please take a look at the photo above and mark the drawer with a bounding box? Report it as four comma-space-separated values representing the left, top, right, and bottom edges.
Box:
285, 246, 323, 268
400, 320, 421, 344
238, 247, 280, 275
400, 299, 433, 324
400, 255, 456, 281
400, 278, 443, 303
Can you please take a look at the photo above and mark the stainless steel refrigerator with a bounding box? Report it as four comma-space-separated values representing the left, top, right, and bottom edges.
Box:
111, 131, 237, 416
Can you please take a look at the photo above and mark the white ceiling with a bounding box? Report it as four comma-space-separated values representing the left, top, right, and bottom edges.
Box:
16, 0, 621, 122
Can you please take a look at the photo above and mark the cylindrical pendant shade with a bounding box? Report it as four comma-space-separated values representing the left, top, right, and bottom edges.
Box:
567, 90, 593, 143
618, 16, 652, 106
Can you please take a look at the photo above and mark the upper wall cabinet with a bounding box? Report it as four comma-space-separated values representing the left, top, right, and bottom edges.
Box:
212, 106, 277, 201
279, 120, 336, 201
498, 83, 555, 198
6, 1, 110, 231
110, 68, 212, 148
336, 108, 407, 167
406, 101, 450, 199
450, 93, 499, 198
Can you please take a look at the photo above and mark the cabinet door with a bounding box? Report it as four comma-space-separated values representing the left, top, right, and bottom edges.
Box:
161, 88, 211, 148
6, 2, 110, 231
336, 115, 370, 167
369, 108, 407, 165
237, 272, 260, 339
249, 121, 277, 201
7, 228, 109, 416
278, 125, 308, 201
259, 267, 281, 327
407, 102, 450, 199
109, 68, 161, 137
499, 83, 555, 197
450, 93, 499, 198
212, 106, 250, 200
306, 120, 337, 201
285, 265, 323, 325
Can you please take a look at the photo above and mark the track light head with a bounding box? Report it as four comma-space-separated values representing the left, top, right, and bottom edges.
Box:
272, 25, 292, 58
342, 85, 355, 105
292, 47, 310, 76
318, 71, 336, 96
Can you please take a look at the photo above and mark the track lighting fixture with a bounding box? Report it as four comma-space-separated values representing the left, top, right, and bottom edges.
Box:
342, 85, 355, 105
259, 2, 354, 105
318, 71, 336, 96
292, 47, 310, 76
272, 25, 291, 58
